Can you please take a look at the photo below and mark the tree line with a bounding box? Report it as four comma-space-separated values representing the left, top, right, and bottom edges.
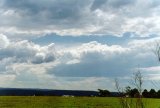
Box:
98, 87, 160, 98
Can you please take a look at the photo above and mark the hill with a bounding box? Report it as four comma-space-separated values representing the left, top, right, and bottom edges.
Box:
0, 88, 99, 96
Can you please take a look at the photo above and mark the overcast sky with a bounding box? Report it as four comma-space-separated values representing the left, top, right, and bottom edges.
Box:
0, 0, 160, 91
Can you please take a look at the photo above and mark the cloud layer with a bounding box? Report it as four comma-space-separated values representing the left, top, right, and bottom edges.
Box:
0, 0, 160, 90
0, 34, 159, 90
0, 0, 160, 38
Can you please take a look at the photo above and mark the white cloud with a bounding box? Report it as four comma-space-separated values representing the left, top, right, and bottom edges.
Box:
0, 74, 15, 87
0, 35, 56, 64
123, 16, 160, 37
141, 66, 160, 73
0, 34, 10, 48
0, 34, 58, 88
60, 41, 130, 60
48, 41, 156, 79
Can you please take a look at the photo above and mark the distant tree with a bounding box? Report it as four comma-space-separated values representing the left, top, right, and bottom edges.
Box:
125, 86, 131, 95
157, 90, 160, 98
125, 86, 139, 97
149, 89, 156, 98
130, 88, 139, 98
142, 89, 149, 98
98, 89, 111, 97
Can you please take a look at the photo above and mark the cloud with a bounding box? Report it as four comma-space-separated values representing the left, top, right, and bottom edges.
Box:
0, 35, 58, 88
0, 37, 158, 90
54, 77, 115, 90
91, 0, 107, 10
91, 0, 135, 11
2, 0, 92, 29
0, 57, 115, 90
123, 16, 160, 37
0, 34, 56, 64
0, 0, 160, 38
47, 41, 157, 78
0, 0, 160, 90
0, 34, 10, 48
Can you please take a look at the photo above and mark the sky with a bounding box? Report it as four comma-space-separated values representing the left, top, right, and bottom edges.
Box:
0, 0, 160, 91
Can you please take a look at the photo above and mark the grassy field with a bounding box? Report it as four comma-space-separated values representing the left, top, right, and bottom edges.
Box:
0, 96, 160, 108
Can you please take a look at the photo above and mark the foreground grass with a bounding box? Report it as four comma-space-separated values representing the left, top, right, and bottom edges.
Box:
0, 96, 159, 108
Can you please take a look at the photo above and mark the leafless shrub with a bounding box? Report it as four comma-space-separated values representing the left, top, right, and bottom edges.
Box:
115, 70, 146, 108
115, 79, 131, 108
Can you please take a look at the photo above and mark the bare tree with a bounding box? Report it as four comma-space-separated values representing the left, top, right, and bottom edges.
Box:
115, 78, 131, 108
115, 78, 123, 94
132, 69, 144, 108
152, 41, 160, 88
131, 69, 143, 96
154, 41, 160, 62
115, 69, 145, 108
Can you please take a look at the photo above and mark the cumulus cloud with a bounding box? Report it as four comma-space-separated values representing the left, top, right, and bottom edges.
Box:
0, 34, 56, 64
47, 41, 157, 79
0, 34, 10, 48
0, 34, 57, 88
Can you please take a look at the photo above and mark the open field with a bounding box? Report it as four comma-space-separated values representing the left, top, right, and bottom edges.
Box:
0, 96, 160, 108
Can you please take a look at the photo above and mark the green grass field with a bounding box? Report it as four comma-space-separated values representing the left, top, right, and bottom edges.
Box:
0, 96, 160, 108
